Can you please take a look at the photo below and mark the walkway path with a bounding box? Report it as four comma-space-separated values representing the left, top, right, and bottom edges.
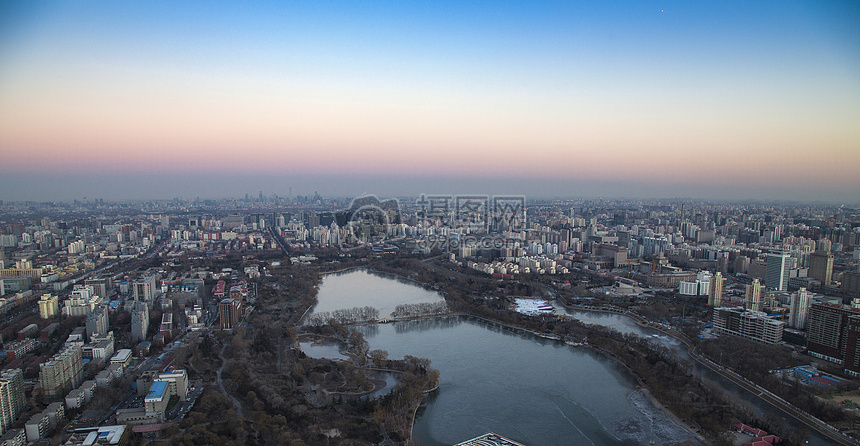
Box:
217, 344, 260, 440
217, 344, 244, 417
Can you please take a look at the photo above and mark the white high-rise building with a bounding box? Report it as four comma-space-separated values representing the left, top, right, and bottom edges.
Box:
0, 368, 25, 436
789, 287, 813, 330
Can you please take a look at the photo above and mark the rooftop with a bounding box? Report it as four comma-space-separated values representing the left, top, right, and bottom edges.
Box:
455, 433, 526, 446
145, 380, 168, 402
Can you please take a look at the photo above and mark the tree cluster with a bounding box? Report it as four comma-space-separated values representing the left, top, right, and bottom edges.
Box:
305, 306, 380, 326
390, 301, 450, 319
700, 336, 860, 427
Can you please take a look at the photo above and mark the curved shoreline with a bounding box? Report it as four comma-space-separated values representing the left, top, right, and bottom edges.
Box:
312, 267, 847, 443
559, 302, 858, 445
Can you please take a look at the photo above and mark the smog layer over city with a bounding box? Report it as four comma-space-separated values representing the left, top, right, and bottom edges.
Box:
1, 2, 859, 446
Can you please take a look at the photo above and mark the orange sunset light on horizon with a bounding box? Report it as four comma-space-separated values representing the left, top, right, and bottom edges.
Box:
1, 1, 859, 202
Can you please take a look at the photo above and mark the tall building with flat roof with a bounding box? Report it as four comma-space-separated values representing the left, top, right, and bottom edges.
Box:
789, 288, 812, 330
806, 302, 860, 377
156, 369, 188, 401
39, 346, 83, 398
841, 271, 860, 296
765, 252, 789, 291
131, 301, 149, 343
133, 275, 156, 303
38, 294, 58, 319
0, 368, 25, 436
85, 306, 109, 341
84, 277, 111, 299
808, 250, 833, 286
708, 272, 725, 307
745, 279, 764, 312
218, 299, 241, 330
807, 303, 859, 364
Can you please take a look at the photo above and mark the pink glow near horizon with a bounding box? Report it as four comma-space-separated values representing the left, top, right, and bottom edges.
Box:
1, 1, 859, 201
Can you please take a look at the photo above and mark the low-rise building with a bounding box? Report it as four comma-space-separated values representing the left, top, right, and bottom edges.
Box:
712, 307, 784, 344
64, 425, 127, 446
0, 428, 25, 446
24, 413, 49, 442
157, 369, 188, 401
143, 381, 168, 422
65, 389, 85, 410
109, 349, 132, 371
114, 408, 160, 426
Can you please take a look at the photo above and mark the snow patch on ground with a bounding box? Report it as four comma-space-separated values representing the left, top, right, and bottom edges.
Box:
512, 298, 555, 316
624, 389, 704, 446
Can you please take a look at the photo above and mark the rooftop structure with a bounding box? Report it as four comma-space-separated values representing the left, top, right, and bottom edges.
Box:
455, 433, 526, 446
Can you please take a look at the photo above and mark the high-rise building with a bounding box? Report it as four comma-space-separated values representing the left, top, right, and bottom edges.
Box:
131, 301, 149, 343
843, 271, 860, 296
62, 285, 101, 317
218, 299, 241, 330
789, 287, 812, 330
39, 346, 83, 398
765, 252, 789, 291
808, 250, 834, 286
807, 303, 857, 364
0, 368, 25, 436
38, 294, 58, 319
84, 277, 112, 299
807, 303, 860, 377
133, 275, 156, 303
745, 279, 764, 311
85, 306, 109, 341
708, 272, 725, 307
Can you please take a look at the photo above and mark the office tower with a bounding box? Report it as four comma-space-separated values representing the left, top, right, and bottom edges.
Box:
746, 279, 764, 311
708, 272, 725, 307
131, 301, 149, 343
789, 287, 812, 330
765, 252, 789, 291
808, 250, 834, 286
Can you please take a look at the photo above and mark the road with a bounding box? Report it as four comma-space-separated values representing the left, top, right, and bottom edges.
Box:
690, 347, 859, 445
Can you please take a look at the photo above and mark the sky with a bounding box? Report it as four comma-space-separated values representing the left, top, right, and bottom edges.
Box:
1, 1, 859, 203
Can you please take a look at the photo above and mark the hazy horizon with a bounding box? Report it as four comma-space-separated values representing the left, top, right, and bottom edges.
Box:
1, 171, 858, 206
2, 1, 859, 205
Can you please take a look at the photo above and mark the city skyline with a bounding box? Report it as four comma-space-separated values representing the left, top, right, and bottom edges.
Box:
1, 1, 859, 203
